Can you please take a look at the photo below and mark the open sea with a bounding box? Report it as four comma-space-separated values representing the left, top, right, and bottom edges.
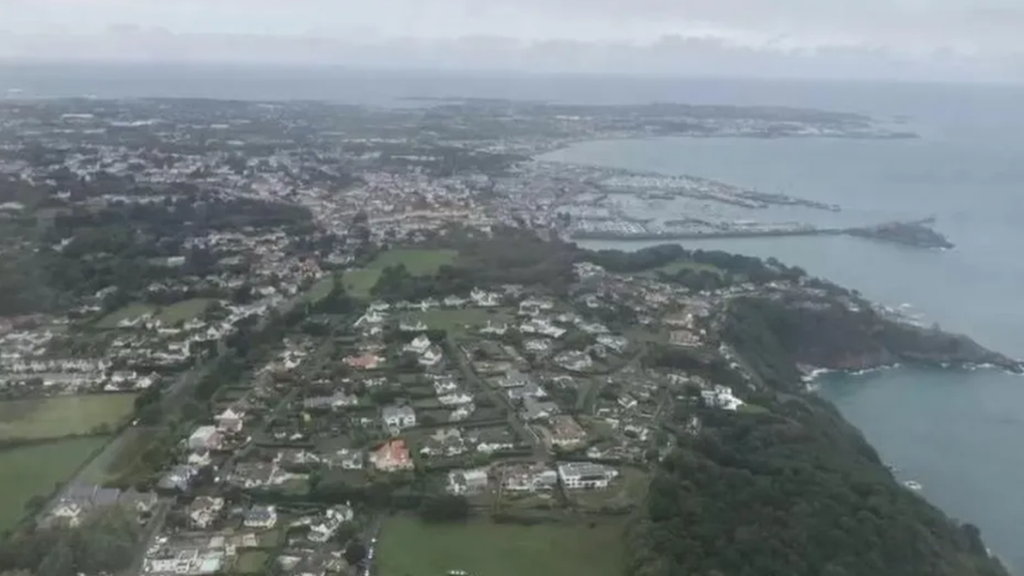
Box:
3, 64, 1023, 571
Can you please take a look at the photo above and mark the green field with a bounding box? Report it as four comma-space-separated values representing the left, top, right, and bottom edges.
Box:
343, 249, 459, 298
378, 517, 626, 576
233, 550, 269, 574
409, 307, 514, 334
0, 393, 137, 440
305, 276, 336, 303
642, 260, 723, 277
97, 303, 155, 328
156, 298, 214, 324
0, 436, 109, 531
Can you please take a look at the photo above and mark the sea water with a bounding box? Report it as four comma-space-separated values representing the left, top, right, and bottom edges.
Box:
4, 64, 1022, 571
547, 124, 1024, 572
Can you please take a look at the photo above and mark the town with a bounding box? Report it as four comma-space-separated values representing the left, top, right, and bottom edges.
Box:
0, 96, 964, 576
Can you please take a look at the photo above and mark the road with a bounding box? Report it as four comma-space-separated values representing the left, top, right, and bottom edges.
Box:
445, 335, 545, 459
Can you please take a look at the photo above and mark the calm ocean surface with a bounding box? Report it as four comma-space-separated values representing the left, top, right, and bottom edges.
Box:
3, 65, 1022, 570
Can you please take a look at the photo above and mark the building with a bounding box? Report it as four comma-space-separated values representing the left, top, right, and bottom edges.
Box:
189, 496, 224, 529
370, 439, 414, 472
215, 406, 245, 433
447, 468, 490, 495
243, 504, 278, 529
382, 404, 417, 432
557, 462, 619, 490
188, 425, 222, 450
500, 464, 558, 492
404, 334, 432, 355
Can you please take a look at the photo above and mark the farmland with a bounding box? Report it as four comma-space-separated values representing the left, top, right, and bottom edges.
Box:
0, 393, 137, 440
0, 436, 109, 532
377, 516, 626, 576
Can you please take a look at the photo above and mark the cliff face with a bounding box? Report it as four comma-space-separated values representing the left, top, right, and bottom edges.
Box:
724, 296, 1022, 376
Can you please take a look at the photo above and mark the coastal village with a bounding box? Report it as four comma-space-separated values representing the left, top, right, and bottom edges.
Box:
0, 96, 1000, 576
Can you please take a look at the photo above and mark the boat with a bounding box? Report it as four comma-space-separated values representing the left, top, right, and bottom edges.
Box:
903, 480, 922, 491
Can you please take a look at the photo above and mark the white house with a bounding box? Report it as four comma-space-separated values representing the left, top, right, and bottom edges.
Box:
381, 404, 417, 432
188, 425, 221, 450
404, 334, 432, 355
215, 406, 245, 433
447, 468, 490, 495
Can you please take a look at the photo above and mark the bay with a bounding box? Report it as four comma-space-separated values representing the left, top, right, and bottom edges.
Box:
546, 128, 1024, 571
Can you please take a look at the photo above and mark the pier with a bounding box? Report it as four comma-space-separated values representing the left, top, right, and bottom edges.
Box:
570, 219, 952, 250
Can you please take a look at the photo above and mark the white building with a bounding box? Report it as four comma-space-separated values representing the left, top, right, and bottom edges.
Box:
381, 404, 417, 432
557, 462, 619, 490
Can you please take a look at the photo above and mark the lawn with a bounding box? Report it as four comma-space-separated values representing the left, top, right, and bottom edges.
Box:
343, 249, 459, 298
0, 393, 137, 440
0, 436, 109, 532
234, 550, 269, 574
96, 302, 155, 328
377, 516, 626, 576
305, 276, 336, 303
409, 308, 513, 335
156, 298, 214, 325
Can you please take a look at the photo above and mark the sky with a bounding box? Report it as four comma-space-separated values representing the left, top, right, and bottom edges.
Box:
1, 0, 1023, 81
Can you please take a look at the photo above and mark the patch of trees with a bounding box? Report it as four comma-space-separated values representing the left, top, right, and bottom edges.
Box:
0, 506, 144, 576
627, 395, 1008, 576
418, 495, 471, 523
577, 244, 805, 284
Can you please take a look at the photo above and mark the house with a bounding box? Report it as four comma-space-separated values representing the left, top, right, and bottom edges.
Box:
370, 439, 414, 472
548, 415, 587, 448
399, 319, 428, 332
470, 288, 501, 307
189, 496, 225, 528
701, 385, 744, 411
158, 464, 198, 492
243, 504, 278, 529
497, 369, 532, 389
188, 425, 222, 450
309, 505, 355, 543
596, 334, 629, 353
50, 483, 122, 526
215, 406, 245, 433
404, 334, 432, 355
500, 464, 558, 492
303, 391, 359, 410
419, 346, 444, 368
557, 462, 619, 489
520, 396, 560, 421
343, 353, 381, 370
120, 489, 159, 514
381, 404, 417, 432
447, 468, 490, 495
443, 295, 468, 308
327, 448, 364, 470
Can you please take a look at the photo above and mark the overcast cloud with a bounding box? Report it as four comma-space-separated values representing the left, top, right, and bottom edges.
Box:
2, 0, 1023, 81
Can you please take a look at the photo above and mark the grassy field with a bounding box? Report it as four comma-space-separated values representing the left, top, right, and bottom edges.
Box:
343, 249, 459, 298
156, 298, 214, 324
233, 550, 269, 574
0, 393, 136, 440
96, 302, 155, 328
305, 276, 336, 303
0, 436, 109, 532
377, 516, 626, 576
409, 307, 514, 335
642, 260, 723, 277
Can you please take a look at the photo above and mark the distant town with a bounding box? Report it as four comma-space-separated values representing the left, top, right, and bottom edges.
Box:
0, 96, 998, 576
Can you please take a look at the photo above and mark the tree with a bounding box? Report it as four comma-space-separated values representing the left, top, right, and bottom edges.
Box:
418, 495, 470, 523
344, 539, 367, 566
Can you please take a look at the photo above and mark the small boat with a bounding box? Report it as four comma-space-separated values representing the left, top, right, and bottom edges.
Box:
903, 480, 923, 491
